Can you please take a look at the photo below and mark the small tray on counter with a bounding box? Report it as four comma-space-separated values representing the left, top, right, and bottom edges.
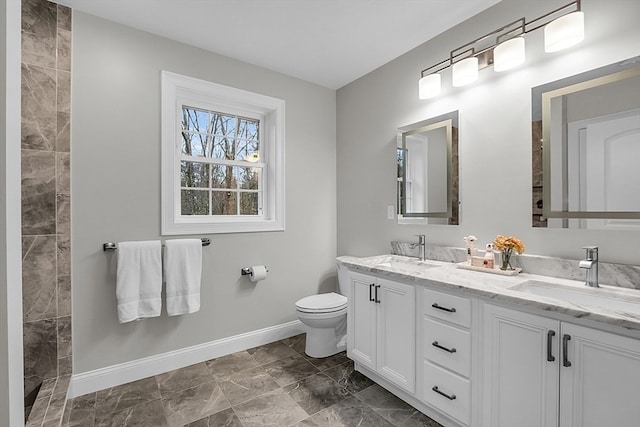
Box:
456, 262, 522, 276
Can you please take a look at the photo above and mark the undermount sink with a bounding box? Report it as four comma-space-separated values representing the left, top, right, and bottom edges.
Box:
510, 280, 640, 315
376, 259, 440, 273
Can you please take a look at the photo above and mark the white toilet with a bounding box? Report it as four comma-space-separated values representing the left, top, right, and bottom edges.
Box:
295, 291, 348, 358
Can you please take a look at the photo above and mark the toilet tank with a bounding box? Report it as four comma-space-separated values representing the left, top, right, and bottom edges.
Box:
336, 262, 351, 300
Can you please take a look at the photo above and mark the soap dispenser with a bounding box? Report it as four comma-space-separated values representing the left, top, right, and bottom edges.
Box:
483, 243, 495, 269
464, 235, 477, 263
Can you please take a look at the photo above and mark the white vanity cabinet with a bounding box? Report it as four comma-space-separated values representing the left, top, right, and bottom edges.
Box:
347, 271, 416, 393
482, 303, 640, 427
420, 288, 474, 426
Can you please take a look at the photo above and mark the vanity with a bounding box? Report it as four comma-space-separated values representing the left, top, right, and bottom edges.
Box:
337, 254, 640, 427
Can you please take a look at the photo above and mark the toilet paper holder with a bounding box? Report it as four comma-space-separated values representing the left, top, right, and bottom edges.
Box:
241, 266, 269, 276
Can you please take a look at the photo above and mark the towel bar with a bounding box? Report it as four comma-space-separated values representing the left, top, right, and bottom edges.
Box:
103, 238, 211, 251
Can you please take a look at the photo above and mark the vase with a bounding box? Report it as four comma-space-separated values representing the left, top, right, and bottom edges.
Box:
500, 249, 514, 270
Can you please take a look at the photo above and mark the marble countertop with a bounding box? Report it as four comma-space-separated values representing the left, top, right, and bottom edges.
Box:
337, 254, 640, 334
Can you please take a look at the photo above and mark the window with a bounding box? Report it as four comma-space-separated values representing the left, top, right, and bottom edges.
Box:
161, 71, 285, 234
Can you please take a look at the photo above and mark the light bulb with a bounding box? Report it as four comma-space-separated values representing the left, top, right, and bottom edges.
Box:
494, 37, 526, 72
452, 57, 479, 87
545, 11, 584, 53
419, 73, 441, 99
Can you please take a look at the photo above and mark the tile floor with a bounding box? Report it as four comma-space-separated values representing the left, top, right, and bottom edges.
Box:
64, 334, 444, 427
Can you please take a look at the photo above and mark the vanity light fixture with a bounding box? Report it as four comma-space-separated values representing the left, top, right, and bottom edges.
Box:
418, 0, 584, 99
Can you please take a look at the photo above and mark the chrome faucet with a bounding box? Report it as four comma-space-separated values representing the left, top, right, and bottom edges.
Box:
414, 234, 426, 261
579, 246, 599, 288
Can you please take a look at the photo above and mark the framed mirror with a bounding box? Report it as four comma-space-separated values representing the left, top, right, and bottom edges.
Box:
397, 111, 459, 225
532, 57, 640, 229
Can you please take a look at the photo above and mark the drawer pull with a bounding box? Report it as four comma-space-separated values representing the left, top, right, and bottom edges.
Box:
547, 330, 556, 362
431, 303, 456, 313
369, 283, 375, 302
374, 285, 381, 304
562, 334, 572, 367
432, 341, 457, 353
432, 386, 456, 400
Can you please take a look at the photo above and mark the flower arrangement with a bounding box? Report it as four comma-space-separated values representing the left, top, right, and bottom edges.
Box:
493, 235, 525, 270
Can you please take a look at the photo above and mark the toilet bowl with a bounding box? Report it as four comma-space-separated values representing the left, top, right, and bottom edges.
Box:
295, 292, 348, 358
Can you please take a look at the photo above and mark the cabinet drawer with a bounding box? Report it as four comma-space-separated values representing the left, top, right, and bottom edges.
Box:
423, 360, 471, 425
423, 288, 471, 328
423, 317, 471, 377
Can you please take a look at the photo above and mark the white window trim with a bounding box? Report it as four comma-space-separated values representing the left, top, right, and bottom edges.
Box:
161, 71, 285, 234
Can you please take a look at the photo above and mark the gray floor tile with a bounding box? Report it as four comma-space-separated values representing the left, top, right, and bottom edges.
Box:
161, 380, 230, 427
155, 362, 212, 395
263, 354, 321, 387
247, 340, 299, 365
205, 350, 260, 381
400, 410, 445, 427
281, 333, 307, 354
218, 365, 280, 406
233, 390, 309, 427
295, 395, 394, 427
324, 361, 375, 394
94, 377, 161, 418
304, 352, 350, 372
356, 383, 420, 425
94, 399, 168, 427
185, 407, 243, 427
283, 373, 350, 416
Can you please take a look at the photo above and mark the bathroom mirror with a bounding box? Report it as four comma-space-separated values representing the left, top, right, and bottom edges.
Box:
532, 57, 640, 229
397, 111, 459, 225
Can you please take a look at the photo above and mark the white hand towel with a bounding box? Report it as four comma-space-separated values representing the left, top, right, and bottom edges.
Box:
116, 240, 162, 323
164, 239, 202, 316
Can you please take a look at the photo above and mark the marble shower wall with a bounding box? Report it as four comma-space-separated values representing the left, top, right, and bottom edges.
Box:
21, 0, 72, 405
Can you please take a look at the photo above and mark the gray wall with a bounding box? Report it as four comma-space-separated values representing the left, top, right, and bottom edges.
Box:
1, 0, 25, 424
72, 13, 337, 374
337, 0, 640, 265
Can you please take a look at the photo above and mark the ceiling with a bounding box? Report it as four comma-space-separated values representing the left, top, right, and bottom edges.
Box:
54, 0, 502, 89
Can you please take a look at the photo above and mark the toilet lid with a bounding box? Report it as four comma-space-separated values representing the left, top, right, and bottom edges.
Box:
296, 292, 347, 313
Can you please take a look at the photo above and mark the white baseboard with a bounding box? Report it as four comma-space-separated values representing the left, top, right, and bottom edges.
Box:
69, 320, 304, 398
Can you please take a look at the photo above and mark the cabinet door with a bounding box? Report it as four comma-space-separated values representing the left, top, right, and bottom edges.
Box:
559, 323, 640, 427
482, 304, 559, 427
377, 278, 416, 392
347, 273, 377, 370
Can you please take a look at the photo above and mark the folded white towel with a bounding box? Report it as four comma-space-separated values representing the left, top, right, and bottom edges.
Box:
116, 240, 162, 323
164, 239, 202, 316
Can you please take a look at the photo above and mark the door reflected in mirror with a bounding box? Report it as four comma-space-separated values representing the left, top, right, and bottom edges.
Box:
532, 57, 640, 229
397, 111, 459, 225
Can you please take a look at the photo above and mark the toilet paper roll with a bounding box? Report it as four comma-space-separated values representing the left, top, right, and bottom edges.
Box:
249, 265, 267, 282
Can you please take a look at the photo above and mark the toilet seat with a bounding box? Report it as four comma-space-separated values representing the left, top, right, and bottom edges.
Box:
295, 292, 347, 314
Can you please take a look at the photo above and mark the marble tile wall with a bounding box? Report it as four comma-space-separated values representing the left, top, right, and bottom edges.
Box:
21, 0, 73, 421
391, 242, 640, 290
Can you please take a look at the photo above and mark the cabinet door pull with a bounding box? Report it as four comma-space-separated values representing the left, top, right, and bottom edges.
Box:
562, 334, 572, 367
432, 386, 456, 400
369, 283, 375, 302
432, 341, 457, 353
374, 285, 381, 303
431, 303, 456, 313
547, 330, 556, 362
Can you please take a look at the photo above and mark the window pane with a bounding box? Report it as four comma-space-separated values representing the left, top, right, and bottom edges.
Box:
212, 113, 236, 137
238, 118, 259, 140
212, 191, 237, 215
211, 164, 237, 189
240, 192, 259, 215
210, 136, 234, 160
238, 166, 260, 189
182, 132, 210, 157
181, 189, 209, 215
182, 108, 209, 133
236, 139, 259, 161
181, 161, 209, 187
